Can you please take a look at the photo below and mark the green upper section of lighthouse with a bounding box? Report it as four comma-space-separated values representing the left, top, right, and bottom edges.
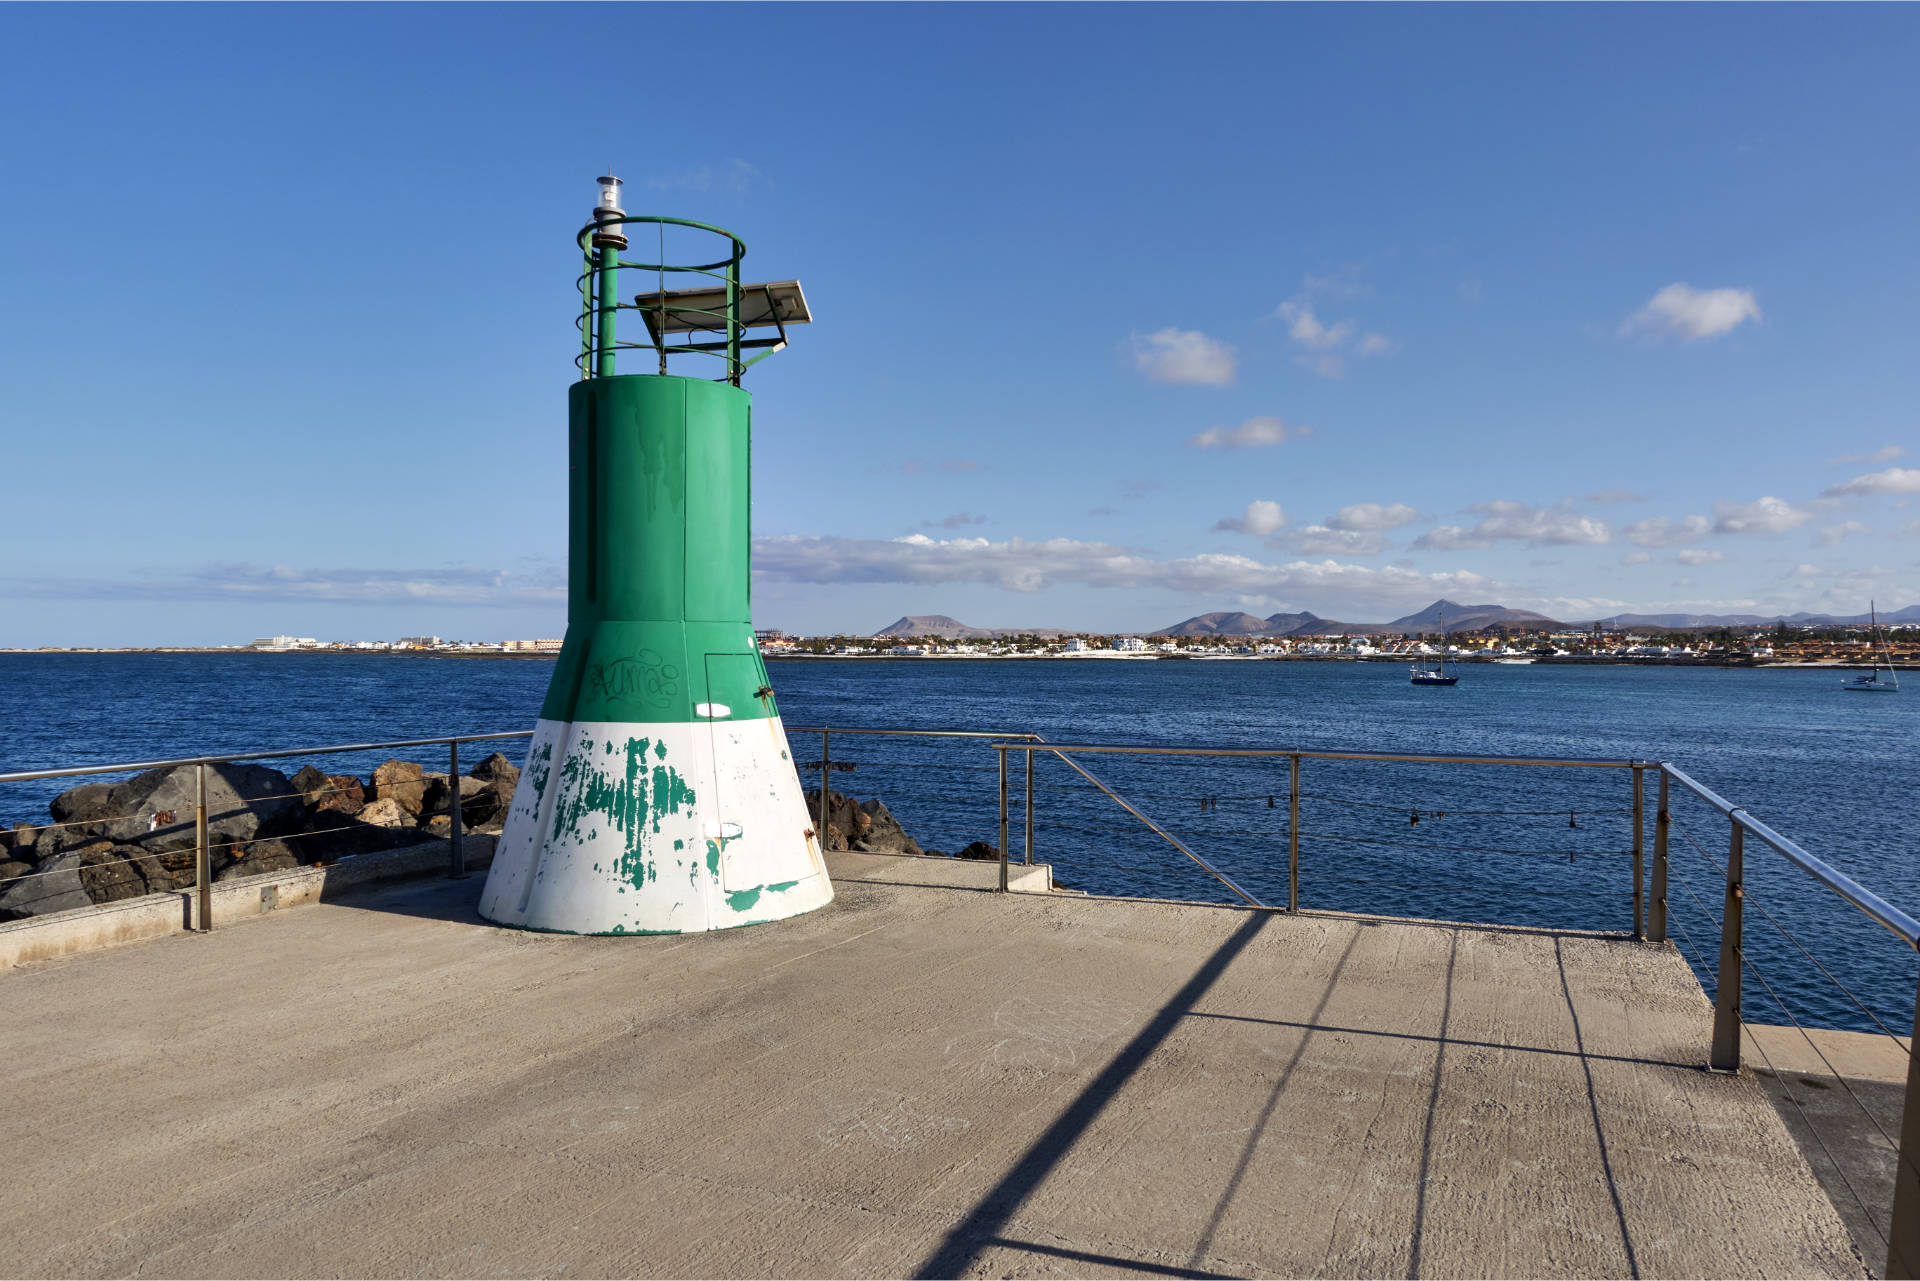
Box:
537, 180, 810, 727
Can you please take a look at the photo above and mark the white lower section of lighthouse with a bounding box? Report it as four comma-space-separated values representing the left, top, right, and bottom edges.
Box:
479, 716, 833, 934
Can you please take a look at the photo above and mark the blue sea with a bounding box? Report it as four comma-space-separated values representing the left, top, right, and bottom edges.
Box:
3, 652, 1915, 1038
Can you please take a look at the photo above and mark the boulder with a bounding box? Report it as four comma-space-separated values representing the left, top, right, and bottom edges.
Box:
289, 765, 335, 808
215, 838, 303, 880
42, 762, 302, 856
955, 841, 1000, 862
296, 812, 411, 862
357, 797, 413, 828
9, 824, 38, 861
467, 752, 520, 827
0, 852, 91, 919
314, 775, 365, 816
852, 798, 922, 856
802, 789, 866, 851
370, 760, 426, 815
421, 774, 496, 827
49, 782, 119, 826
75, 841, 168, 904
801, 790, 923, 856
470, 752, 520, 785
0, 859, 31, 885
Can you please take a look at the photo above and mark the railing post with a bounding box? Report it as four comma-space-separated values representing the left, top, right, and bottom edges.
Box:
1023, 746, 1034, 866
1631, 765, 1645, 940
817, 729, 831, 853
1709, 816, 1744, 1071
1650, 770, 1669, 944
997, 746, 1010, 893
448, 739, 466, 878
1885, 975, 1920, 1278
194, 763, 211, 932
1288, 754, 1300, 912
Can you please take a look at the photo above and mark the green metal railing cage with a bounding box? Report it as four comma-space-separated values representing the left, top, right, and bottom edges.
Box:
576, 214, 783, 386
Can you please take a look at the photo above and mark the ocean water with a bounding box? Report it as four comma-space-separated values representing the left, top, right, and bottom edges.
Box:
2, 652, 1915, 1037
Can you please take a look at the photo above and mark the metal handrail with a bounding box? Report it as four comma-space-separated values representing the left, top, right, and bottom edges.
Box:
988, 743, 1647, 770
0, 731, 534, 785
1661, 762, 1920, 952
786, 727, 1042, 741
986, 740, 1651, 913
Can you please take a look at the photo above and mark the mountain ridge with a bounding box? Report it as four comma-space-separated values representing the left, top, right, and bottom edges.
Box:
869, 602, 1920, 640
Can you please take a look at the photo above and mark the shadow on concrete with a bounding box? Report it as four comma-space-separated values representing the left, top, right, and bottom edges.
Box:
1553, 935, 1641, 1279
980, 1237, 1238, 1279
1186, 923, 1366, 1268
1753, 1066, 1900, 1278
321, 870, 491, 926
1182, 1012, 1700, 1073
1406, 931, 1460, 1280
913, 911, 1276, 1279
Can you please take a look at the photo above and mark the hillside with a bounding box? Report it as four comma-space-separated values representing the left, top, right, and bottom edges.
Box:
871, 615, 1069, 639
1150, 612, 1274, 638
1154, 599, 1564, 638
1387, 599, 1564, 634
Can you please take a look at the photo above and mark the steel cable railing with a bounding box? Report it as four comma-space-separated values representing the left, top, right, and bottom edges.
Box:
1653, 762, 1920, 1279
1, 731, 534, 929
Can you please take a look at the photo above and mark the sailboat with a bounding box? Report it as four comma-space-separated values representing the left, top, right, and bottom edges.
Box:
1410, 608, 1459, 686
1842, 602, 1900, 693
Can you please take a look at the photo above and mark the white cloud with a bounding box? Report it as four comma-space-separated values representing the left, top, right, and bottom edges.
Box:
1187, 416, 1295, 450
1829, 445, 1905, 466
1215, 500, 1288, 537
1619, 283, 1761, 343
751, 533, 1500, 612
1128, 328, 1237, 386
1622, 514, 1711, 547
1326, 502, 1422, 533
1274, 289, 1392, 379
0, 563, 564, 607
1674, 549, 1726, 566
1292, 526, 1386, 556
1817, 520, 1870, 546
1411, 500, 1611, 550
1713, 495, 1812, 535
1822, 467, 1920, 498
1620, 552, 1653, 565
1277, 301, 1352, 351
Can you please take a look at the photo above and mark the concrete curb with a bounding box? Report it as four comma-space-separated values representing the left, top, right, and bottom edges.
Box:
0, 834, 497, 972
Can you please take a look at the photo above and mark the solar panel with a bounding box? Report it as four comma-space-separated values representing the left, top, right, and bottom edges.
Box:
633, 280, 811, 340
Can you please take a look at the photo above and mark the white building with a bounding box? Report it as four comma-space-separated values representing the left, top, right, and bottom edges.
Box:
1061, 638, 1089, 653
1113, 636, 1148, 652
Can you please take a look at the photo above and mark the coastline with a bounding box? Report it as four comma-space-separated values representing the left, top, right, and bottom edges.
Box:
3, 649, 1905, 671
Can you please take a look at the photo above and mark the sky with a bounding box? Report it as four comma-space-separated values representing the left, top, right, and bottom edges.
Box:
3, 3, 1917, 646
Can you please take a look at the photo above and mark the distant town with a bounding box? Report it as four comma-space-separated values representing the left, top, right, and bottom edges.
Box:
770, 623, 1915, 667
9, 609, 1910, 668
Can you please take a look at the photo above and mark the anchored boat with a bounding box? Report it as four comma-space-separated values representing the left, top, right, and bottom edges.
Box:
1842, 601, 1901, 693
1411, 608, 1461, 685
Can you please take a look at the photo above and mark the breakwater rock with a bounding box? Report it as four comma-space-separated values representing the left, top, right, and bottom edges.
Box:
0, 753, 521, 921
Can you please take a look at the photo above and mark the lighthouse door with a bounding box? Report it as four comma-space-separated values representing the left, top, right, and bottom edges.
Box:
702, 653, 795, 894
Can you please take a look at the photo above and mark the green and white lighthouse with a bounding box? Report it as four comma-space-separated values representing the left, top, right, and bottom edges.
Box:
480, 177, 831, 934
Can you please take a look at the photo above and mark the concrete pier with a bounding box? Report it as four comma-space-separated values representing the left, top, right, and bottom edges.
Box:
0, 852, 1863, 1278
